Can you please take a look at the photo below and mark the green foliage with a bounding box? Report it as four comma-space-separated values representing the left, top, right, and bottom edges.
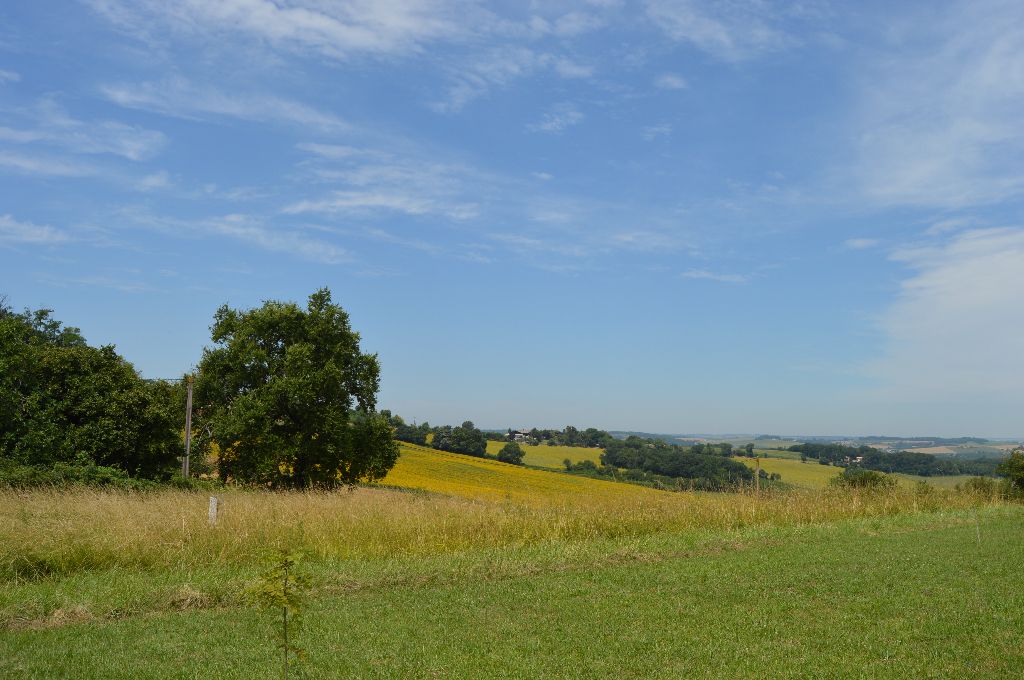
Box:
0, 303, 180, 478
245, 550, 310, 677
790, 442, 1000, 477
194, 289, 399, 488
601, 436, 753, 490
957, 476, 999, 496
512, 426, 614, 448
0, 459, 159, 490
431, 421, 487, 457
380, 411, 430, 446
497, 442, 525, 465
829, 467, 897, 490
996, 450, 1024, 496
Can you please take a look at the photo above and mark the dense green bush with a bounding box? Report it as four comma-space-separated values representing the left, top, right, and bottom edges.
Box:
829, 467, 897, 490
0, 304, 180, 479
432, 421, 487, 457
497, 442, 525, 465
0, 460, 159, 490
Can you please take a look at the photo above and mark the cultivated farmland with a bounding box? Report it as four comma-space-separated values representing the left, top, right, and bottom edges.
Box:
484, 440, 603, 468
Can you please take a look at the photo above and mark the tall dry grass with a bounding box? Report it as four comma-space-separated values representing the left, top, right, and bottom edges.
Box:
0, 484, 1002, 581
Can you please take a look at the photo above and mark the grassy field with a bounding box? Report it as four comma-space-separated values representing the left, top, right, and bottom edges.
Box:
2, 494, 1019, 678
484, 440, 603, 469
745, 455, 977, 491
2, 446, 1018, 678
384, 443, 643, 501
741, 456, 841, 488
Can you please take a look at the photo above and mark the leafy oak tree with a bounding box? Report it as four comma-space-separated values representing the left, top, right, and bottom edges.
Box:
194, 289, 398, 488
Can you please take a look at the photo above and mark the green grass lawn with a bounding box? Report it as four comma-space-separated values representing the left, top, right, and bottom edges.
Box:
3, 506, 1021, 678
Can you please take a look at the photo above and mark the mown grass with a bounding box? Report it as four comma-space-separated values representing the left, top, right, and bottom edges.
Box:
484, 440, 603, 468
2, 505, 1021, 678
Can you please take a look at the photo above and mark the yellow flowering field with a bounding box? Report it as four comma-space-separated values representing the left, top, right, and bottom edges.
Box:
484, 440, 603, 468
381, 442, 652, 502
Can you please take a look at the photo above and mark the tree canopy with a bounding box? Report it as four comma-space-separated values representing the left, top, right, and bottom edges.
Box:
0, 303, 179, 478
432, 421, 487, 457
497, 441, 525, 465
194, 288, 398, 488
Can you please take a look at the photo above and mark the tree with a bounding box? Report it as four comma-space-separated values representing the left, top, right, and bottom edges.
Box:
497, 441, 525, 465
194, 289, 398, 488
0, 303, 179, 478
996, 449, 1024, 495
432, 421, 487, 457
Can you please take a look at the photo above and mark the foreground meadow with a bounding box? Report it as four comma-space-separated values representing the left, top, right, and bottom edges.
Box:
1, 450, 1019, 678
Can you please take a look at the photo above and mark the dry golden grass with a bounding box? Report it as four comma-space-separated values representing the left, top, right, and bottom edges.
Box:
0, 476, 1001, 582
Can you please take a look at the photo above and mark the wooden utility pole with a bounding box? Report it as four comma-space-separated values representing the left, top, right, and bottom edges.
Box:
182, 375, 193, 478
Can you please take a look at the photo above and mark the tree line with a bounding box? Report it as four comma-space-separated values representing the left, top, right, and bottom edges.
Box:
2, 291, 398, 489
788, 443, 1002, 476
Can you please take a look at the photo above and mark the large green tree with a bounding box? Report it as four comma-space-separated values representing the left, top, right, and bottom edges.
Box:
194, 289, 398, 488
0, 303, 179, 477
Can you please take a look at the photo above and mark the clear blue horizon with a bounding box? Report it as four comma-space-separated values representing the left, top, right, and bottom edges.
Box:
2, 1, 1022, 438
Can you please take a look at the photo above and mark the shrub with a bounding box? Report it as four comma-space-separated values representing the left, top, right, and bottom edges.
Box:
1, 304, 180, 479
497, 442, 525, 465
829, 467, 897, 490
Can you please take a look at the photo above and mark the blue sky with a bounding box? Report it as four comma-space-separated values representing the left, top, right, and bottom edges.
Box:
2, 1, 1023, 437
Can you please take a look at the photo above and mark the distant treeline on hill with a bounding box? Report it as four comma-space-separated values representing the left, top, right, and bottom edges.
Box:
600, 437, 754, 490
506, 426, 615, 448
385, 417, 759, 490
788, 443, 1002, 477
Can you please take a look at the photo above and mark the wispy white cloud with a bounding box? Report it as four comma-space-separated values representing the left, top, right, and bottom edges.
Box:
552, 57, 594, 79
680, 268, 747, 283
646, 0, 795, 61
136, 170, 173, 191
431, 47, 547, 113
284, 191, 476, 219
866, 227, 1024, 400
654, 73, 687, 90
0, 214, 72, 245
924, 217, 975, 236
126, 210, 351, 264
853, 0, 1024, 208
527, 104, 584, 134
0, 151, 94, 177
843, 238, 879, 250
287, 142, 481, 220
0, 69, 19, 84
85, 0, 472, 60
611, 230, 688, 252
0, 100, 166, 161
102, 77, 347, 130
642, 123, 672, 141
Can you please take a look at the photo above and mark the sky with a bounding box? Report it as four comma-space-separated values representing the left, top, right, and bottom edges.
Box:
1, 1, 1023, 438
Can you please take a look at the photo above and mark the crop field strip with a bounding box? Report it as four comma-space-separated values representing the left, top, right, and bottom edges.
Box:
383, 442, 642, 501
483, 441, 603, 468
